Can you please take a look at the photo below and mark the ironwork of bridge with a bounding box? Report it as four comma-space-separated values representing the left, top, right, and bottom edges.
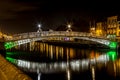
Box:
4, 31, 118, 49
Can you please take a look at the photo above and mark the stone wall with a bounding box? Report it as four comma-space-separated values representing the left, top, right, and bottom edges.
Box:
0, 54, 32, 80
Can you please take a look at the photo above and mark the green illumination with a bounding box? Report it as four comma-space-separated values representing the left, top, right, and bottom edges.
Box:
6, 52, 15, 55
4, 42, 17, 49
109, 41, 117, 49
6, 57, 16, 63
107, 51, 117, 61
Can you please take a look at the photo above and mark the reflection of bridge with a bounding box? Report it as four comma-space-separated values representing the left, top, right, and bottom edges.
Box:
7, 49, 118, 73
6, 53, 109, 73
4, 31, 118, 49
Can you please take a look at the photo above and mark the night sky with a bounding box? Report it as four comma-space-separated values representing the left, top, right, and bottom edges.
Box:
0, 0, 120, 34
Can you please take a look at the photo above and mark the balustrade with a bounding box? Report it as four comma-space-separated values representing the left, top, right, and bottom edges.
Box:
8, 31, 106, 41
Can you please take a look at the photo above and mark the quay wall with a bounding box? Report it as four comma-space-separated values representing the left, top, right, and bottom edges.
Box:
0, 54, 32, 80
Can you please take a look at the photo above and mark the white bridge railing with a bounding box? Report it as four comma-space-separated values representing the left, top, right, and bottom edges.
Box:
5, 31, 117, 49
7, 31, 106, 41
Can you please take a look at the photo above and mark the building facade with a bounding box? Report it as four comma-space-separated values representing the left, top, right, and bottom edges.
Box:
107, 16, 120, 41
96, 22, 107, 37
89, 15, 120, 41
89, 21, 96, 36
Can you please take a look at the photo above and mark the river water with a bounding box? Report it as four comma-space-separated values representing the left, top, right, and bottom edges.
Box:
5, 41, 120, 80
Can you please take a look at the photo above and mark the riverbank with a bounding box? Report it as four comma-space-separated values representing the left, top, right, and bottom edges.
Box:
0, 54, 32, 80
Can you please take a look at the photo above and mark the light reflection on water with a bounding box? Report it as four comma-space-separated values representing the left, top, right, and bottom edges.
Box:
11, 42, 103, 60
5, 42, 120, 80
6, 53, 109, 73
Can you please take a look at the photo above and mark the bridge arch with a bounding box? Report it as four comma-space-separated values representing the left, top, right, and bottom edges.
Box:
4, 31, 118, 49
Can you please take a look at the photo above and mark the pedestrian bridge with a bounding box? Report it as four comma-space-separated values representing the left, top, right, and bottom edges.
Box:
4, 31, 118, 49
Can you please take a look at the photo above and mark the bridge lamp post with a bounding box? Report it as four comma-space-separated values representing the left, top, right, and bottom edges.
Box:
37, 24, 42, 33
66, 24, 72, 41
66, 24, 72, 32
68, 24, 71, 28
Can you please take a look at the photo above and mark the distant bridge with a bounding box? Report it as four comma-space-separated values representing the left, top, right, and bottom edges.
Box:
4, 31, 118, 49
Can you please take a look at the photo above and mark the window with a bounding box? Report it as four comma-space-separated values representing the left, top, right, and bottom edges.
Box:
119, 26, 120, 29
119, 32, 120, 36
108, 25, 110, 28
114, 24, 116, 27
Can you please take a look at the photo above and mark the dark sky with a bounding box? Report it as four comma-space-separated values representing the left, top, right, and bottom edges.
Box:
0, 0, 120, 34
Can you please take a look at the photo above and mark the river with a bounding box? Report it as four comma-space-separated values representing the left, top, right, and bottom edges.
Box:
5, 41, 120, 80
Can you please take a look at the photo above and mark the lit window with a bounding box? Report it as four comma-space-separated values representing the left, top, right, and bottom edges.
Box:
119, 32, 120, 36
114, 24, 116, 27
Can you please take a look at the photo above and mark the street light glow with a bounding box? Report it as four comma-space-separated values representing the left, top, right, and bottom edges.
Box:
68, 24, 71, 28
38, 24, 41, 28
37, 23, 42, 32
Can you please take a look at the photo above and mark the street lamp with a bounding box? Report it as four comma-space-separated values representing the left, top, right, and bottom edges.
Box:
37, 24, 42, 32
38, 24, 41, 28
66, 24, 72, 32
68, 24, 71, 28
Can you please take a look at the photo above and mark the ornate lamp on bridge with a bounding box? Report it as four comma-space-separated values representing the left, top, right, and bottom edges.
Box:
37, 24, 42, 33
66, 24, 72, 32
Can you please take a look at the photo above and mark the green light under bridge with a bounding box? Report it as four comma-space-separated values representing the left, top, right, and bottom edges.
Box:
108, 41, 118, 49
6, 57, 16, 63
4, 42, 17, 49
107, 50, 117, 61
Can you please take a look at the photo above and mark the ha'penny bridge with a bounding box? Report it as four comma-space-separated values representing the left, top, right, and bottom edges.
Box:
0, 30, 118, 80
4, 31, 118, 50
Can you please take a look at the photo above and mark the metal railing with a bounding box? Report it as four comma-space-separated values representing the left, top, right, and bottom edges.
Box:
6, 31, 107, 41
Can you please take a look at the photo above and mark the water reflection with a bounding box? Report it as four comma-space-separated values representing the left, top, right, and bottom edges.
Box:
91, 66, 95, 80
8, 42, 111, 61
6, 53, 110, 73
6, 42, 119, 80
67, 68, 70, 80
37, 69, 41, 80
